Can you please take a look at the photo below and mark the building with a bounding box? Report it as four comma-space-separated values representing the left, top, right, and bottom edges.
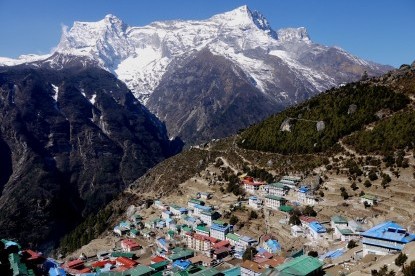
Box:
239, 236, 258, 250
173, 260, 192, 270
307, 221, 327, 240
186, 233, 218, 253
242, 176, 266, 194
226, 233, 240, 246
114, 221, 131, 236
156, 238, 170, 251
297, 186, 317, 205
193, 204, 213, 217
360, 194, 378, 206
198, 192, 212, 200
188, 198, 205, 209
291, 225, 304, 237
299, 216, 317, 228
267, 182, 289, 197
263, 239, 281, 254
331, 216, 360, 242
241, 260, 266, 276
189, 255, 215, 267
170, 205, 188, 216
264, 195, 287, 210
279, 176, 301, 189
361, 221, 415, 256
248, 196, 263, 209
161, 210, 172, 220
275, 255, 324, 276
210, 223, 232, 241
121, 239, 140, 252
154, 200, 168, 210
195, 225, 210, 236
115, 257, 138, 268
199, 211, 220, 226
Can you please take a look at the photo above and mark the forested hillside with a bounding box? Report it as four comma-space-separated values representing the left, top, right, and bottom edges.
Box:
238, 83, 409, 154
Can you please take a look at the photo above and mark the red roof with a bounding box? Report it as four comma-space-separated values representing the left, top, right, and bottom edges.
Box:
78, 267, 92, 273
264, 256, 285, 267
192, 233, 219, 243
91, 260, 115, 268
116, 257, 138, 268
65, 259, 84, 269
112, 266, 130, 272
121, 239, 140, 248
151, 256, 166, 264
213, 240, 230, 249
299, 216, 317, 224
213, 247, 231, 255
21, 250, 43, 261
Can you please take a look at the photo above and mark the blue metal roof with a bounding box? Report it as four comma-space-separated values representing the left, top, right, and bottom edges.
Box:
320, 249, 344, 260
309, 221, 326, 233
157, 238, 168, 246
240, 235, 256, 243
173, 260, 192, 270
299, 186, 309, 193
361, 221, 415, 243
211, 223, 230, 232
266, 239, 281, 253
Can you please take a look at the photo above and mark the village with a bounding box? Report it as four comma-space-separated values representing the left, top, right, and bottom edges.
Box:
3, 166, 415, 276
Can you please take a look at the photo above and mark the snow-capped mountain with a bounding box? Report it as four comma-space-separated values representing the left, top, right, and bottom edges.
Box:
0, 5, 391, 143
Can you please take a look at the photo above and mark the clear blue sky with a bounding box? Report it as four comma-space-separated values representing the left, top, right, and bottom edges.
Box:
0, 0, 413, 67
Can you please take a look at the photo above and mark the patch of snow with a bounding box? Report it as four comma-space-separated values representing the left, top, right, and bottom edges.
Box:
51, 84, 59, 101
89, 94, 96, 105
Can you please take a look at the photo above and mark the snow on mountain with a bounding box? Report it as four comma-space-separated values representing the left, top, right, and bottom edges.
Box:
0, 5, 390, 105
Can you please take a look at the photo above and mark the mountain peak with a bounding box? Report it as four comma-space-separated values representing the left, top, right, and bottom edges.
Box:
211, 5, 277, 38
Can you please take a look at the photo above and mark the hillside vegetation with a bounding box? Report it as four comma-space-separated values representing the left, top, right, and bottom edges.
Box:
344, 110, 415, 154
238, 83, 409, 154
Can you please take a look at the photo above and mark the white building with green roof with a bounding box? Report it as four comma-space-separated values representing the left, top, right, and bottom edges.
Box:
264, 195, 287, 210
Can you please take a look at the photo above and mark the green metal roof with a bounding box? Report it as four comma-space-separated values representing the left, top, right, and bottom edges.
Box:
226, 233, 240, 241
337, 226, 355, 235
222, 266, 241, 276
9, 253, 33, 276
269, 182, 287, 189
265, 195, 286, 201
150, 260, 170, 270
332, 215, 348, 224
128, 265, 154, 276
191, 268, 221, 276
361, 194, 377, 200
276, 255, 324, 276
182, 226, 193, 233
196, 225, 210, 233
212, 220, 225, 225
279, 205, 294, 212
130, 229, 139, 234
111, 251, 135, 258
168, 249, 194, 261
189, 198, 204, 205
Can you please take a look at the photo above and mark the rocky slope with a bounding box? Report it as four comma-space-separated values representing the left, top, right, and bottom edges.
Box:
0, 64, 180, 249
0, 6, 392, 144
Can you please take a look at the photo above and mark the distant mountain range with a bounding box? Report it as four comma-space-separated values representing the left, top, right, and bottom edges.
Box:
0, 5, 392, 144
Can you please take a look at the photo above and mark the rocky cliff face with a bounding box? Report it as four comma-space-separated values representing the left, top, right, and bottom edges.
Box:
0, 65, 180, 248
147, 49, 282, 144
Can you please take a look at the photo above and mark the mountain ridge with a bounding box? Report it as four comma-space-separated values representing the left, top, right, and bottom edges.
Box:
0, 6, 392, 144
